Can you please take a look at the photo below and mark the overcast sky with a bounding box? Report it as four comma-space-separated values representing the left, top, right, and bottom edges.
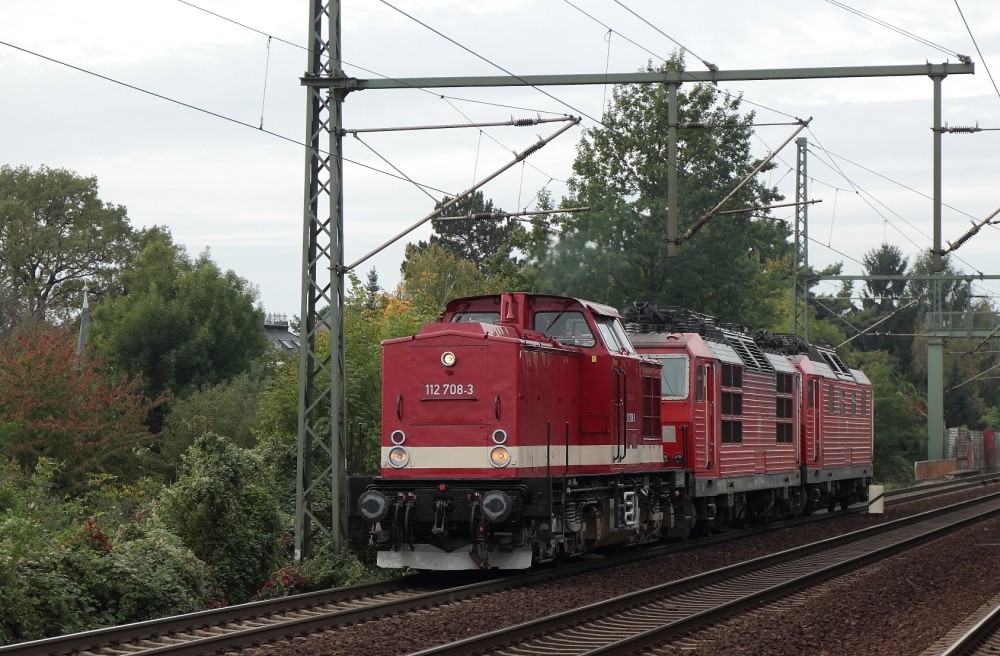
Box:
1, 1, 998, 319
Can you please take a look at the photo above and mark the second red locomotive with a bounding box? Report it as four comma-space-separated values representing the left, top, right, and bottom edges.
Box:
623, 303, 872, 534
349, 293, 873, 570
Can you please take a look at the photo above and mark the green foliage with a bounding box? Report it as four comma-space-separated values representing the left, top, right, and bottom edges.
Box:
0, 165, 136, 331
92, 228, 268, 402
255, 274, 429, 484
105, 528, 212, 622
157, 434, 281, 604
257, 539, 374, 600
857, 350, 925, 485
159, 373, 262, 475
344, 272, 427, 474
0, 461, 210, 645
0, 327, 163, 491
401, 242, 489, 317
535, 56, 788, 324
409, 191, 531, 278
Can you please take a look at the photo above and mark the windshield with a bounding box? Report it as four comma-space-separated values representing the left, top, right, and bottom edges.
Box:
534, 311, 596, 347
451, 311, 500, 324
651, 355, 689, 399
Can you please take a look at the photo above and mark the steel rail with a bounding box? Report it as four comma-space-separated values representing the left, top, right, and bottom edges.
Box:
938, 601, 1000, 655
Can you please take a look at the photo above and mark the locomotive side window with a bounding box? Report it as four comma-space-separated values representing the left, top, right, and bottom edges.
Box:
776, 372, 794, 443
534, 311, 596, 347
721, 363, 743, 443
642, 374, 660, 439
594, 317, 637, 354
452, 311, 500, 324
695, 364, 704, 402
828, 383, 835, 414
651, 355, 689, 400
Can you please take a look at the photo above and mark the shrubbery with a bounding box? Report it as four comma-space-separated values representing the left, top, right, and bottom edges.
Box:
0, 460, 211, 644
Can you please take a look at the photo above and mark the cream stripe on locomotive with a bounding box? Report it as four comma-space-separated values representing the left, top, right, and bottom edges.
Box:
381, 444, 664, 470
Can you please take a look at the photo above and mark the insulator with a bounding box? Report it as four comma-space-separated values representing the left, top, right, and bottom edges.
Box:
519, 141, 543, 159
513, 118, 537, 127
944, 122, 981, 133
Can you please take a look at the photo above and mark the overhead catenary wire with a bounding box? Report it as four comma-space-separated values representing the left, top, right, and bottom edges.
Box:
342, 115, 575, 135
823, 0, 969, 60
679, 119, 811, 243
377, 0, 604, 126
345, 117, 581, 272
612, 0, 718, 72
0, 37, 467, 199
953, 0, 1000, 102
176, 0, 571, 189
806, 136, 987, 277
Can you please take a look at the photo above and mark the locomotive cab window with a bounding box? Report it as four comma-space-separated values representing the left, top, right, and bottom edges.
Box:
595, 317, 636, 354
452, 311, 500, 324
534, 311, 596, 347
650, 355, 689, 400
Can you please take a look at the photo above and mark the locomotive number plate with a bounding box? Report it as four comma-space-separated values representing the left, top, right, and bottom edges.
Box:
424, 383, 475, 396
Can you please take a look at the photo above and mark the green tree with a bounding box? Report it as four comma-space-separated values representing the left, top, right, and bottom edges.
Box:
92, 228, 268, 402
409, 191, 529, 278
159, 374, 262, 476
401, 242, 489, 317
157, 434, 281, 604
861, 243, 908, 312
0, 165, 135, 329
0, 326, 162, 491
857, 350, 925, 485
536, 56, 789, 325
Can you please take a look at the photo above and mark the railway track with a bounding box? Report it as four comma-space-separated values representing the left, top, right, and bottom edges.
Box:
926, 595, 1000, 656
409, 492, 1000, 656
0, 479, 991, 656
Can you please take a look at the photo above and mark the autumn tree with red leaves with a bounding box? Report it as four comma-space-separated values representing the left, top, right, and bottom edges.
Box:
0, 327, 164, 491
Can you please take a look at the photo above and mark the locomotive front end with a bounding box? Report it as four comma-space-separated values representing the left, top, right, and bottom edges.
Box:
350, 318, 541, 570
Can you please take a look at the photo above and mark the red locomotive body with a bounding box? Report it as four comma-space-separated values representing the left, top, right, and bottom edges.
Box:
627, 310, 805, 530
790, 346, 873, 506
350, 293, 669, 570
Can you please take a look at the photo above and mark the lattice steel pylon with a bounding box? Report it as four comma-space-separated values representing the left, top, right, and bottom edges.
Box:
295, 0, 346, 560
792, 137, 809, 340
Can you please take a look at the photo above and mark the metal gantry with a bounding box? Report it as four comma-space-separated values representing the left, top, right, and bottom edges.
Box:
293, 2, 976, 551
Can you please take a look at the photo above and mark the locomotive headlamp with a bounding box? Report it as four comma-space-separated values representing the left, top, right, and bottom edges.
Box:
388, 446, 410, 469
491, 429, 508, 445
481, 490, 513, 523
672, 453, 684, 465
358, 489, 390, 522
390, 430, 406, 445
489, 446, 511, 468
441, 351, 457, 367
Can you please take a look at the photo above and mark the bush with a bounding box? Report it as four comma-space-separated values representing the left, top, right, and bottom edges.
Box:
0, 461, 212, 645
107, 529, 212, 622
157, 434, 281, 604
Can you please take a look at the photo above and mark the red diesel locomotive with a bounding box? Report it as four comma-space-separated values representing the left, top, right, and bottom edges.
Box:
349, 293, 873, 570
